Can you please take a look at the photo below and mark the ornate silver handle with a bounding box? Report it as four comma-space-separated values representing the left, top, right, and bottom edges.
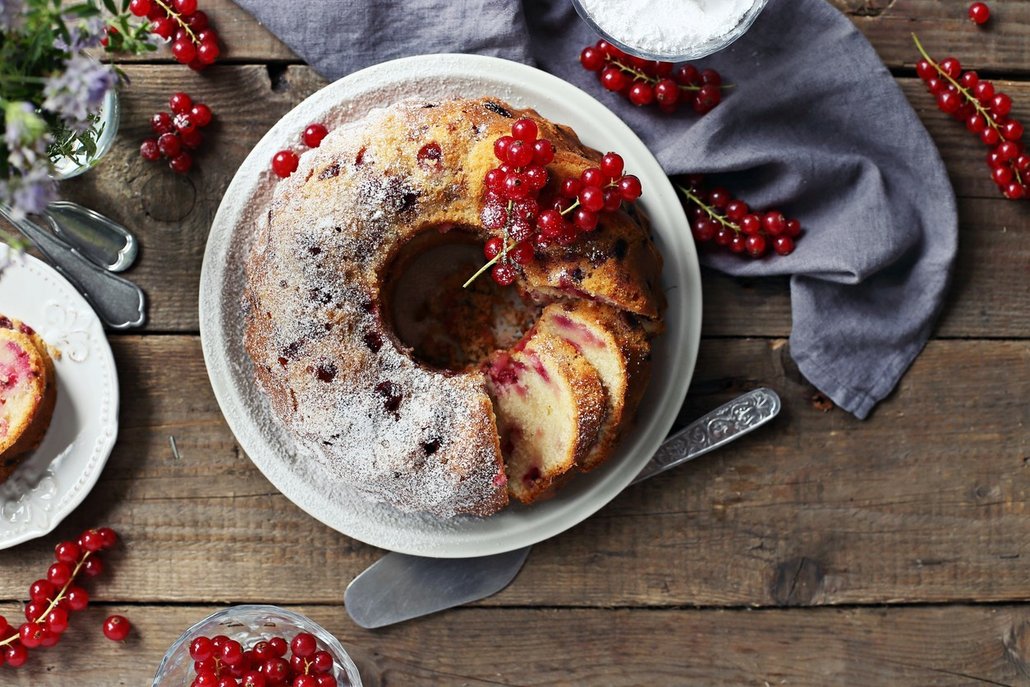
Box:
0, 205, 147, 330
633, 387, 781, 484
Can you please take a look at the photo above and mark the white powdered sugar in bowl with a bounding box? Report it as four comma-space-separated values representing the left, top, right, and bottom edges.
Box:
573, 0, 768, 60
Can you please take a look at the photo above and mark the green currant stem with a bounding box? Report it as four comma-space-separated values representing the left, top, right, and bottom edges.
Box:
609, 58, 733, 92
911, 33, 1022, 186
462, 239, 516, 288
153, 0, 200, 44
0, 551, 92, 647
676, 184, 742, 234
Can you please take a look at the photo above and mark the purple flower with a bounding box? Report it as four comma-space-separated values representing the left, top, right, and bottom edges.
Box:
0, 0, 26, 33
4, 102, 50, 172
42, 53, 117, 132
0, 167, 56, 221
53, 15, 107, 52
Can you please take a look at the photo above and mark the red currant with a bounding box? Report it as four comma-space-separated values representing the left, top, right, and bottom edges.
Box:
173, 0, 197, 15
939, 57, 962, 79
483, 237, 504, 260
294, 676, 319, 687
1003, 182, 1025, 199
915, 60, 935, 81
190, 103, 213, 128
725, 200, 748, 221
128, 0, 151, 17
580, 46, 606, 71
675, 64, 701, 86
600, 67, 628, 92
573, 208, 599, 232
654, 79, 680, 108
171, 39, 197, 64
168, 152, 193, 175
158, 132, 182, 158
600, 152, 624, 179
82, 556, 104, 577
536, 209, 564, 237
187, 10, 209, 30
272, 150, 299, 178
729, 234, 746, 254
96, 527, 118, 549
763, 211, 787, 236
990, 93, 1012, 116
1001, 119, 1023, 141
493, 135, 514, 161
19, 622, 45, 648
169, 92, 193, 115
740, 214, 762, 235
745, 234, 767, 258
532, 139, 555, 165
560, 178, 582, 199
774, 235, 796, 255
47, 562, 71, 586
968, 2, 990, 24
511, 118, 538, 143
617, 175, 642, 201
310, 651, 333, 674
196, 38, 220, 65
491, 263, 517, 286
509, 241, 534, 265
303, 123, 328, 148
152, 17, 175, 40
785, 219, 802, 238
222, 639, 245, 665
973, 80, 995, 104
65, 586, 89, 611
102, 615, 131, 641
6, 642, 28, 667
578, 186, 605, 212
693, 85, 721, 113
243, 671, 268, 687
28, 579, 54, 603
152, 111, 174, 135
524, 165, 548, 190
505, 139, 534, 167
45, 608, 69, 634
628, 82, 654, 106
180, 127, 204, 150
315, 676, 337, 687
484, 168, 506, 192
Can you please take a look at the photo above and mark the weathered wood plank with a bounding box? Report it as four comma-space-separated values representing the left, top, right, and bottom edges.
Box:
57, 65, 1030, 336
107, 0, 1030, 76
2, 603, 1030, 686
0, 336, 1024, 607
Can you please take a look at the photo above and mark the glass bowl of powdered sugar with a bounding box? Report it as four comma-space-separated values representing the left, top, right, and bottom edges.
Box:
572, 0, 769, 61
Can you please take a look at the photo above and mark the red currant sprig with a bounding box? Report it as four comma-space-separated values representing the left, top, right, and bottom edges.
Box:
466, 119, 643, 287
913, 34, 1027, 200
678, 176, 801, 258
271, 122, 331, 179
129, 0, 221, 70
186, 631, 344, 686
0, 527, 119, 668
140, 92, 214, 174
580, 40, 727, 114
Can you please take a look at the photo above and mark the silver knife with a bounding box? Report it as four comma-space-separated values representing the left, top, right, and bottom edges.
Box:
345, 387, 781, 629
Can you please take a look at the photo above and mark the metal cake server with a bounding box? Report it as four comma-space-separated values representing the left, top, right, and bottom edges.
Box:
0, 205, 146, 329
345, 387, 781, 629
44, 201, 138, 272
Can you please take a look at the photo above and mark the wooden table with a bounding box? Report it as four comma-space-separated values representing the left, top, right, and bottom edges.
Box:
2, 1, 1028, 684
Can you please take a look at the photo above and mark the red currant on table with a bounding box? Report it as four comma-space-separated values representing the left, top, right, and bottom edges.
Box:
913, 34, 1027, 201
102, 615, 131, 641
678, 176, 801, 259
968, 2, 990, 25
169, 92, 193, 115
140, 138, 161, 161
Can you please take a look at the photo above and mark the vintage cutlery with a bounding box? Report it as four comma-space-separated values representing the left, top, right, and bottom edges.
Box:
0, 205, 146, 329
44, 201, 138, 272
345, 387, 782, 629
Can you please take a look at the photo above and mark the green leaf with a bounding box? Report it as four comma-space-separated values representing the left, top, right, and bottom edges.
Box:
102, 0, 117, 13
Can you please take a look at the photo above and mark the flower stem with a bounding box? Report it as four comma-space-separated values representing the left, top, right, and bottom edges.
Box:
676, 184, 741, 233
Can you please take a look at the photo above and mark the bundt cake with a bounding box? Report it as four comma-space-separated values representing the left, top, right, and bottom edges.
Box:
244, 97, 665, 518
0, 315, 57, 483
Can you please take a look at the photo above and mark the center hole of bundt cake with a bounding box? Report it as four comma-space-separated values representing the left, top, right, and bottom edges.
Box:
381, 227, 540, 372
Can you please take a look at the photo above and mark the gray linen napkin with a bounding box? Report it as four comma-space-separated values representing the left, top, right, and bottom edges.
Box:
232, 0, 957, 419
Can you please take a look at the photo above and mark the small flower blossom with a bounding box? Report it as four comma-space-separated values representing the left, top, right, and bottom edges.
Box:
53, 15, 107, 52
3, 102, 50, 172
42, 53, 117, 132
0, 167, 56, 221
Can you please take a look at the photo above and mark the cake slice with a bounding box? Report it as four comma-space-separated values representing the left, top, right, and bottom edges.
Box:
484, 330, 606, 504
0, 316, 57, 483
537, 301, 652, 472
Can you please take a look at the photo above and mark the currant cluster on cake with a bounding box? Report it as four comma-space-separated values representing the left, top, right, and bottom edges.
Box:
140, 92, 214, 174
679, 176, 801, 258
470, 117, 642, 287
129, 0, 221, 70
914, 34, 1027, 200
579, 40, 726, 114
0, 527, 120, 668
186, 631, 346, 687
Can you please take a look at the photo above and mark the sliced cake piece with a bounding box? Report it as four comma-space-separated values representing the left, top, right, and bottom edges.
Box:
0, 316, 57, 483
484, 330, 607, 504
537, 301, 652, 472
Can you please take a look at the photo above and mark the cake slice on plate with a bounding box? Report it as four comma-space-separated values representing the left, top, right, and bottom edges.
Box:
0, 315, 58, 483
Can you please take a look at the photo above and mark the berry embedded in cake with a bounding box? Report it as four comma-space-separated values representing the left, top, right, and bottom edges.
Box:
243, 97, 666, 517
0, 315, 58, 483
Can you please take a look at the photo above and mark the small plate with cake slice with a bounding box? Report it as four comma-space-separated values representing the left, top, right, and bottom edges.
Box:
201, 54, 701, 558
0, 249, 119, 549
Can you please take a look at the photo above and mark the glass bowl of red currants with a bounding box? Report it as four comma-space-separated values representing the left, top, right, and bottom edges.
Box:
151, 605, 362, 687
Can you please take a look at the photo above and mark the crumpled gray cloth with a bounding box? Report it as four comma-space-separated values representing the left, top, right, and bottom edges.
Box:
233, 0, 957, 419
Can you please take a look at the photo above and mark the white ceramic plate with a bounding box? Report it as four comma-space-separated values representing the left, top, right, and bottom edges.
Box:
0, 250, 119, 549
200, 54, 701, 558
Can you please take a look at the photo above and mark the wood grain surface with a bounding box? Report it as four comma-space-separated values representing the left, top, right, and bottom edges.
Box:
1, 1, 1027, 685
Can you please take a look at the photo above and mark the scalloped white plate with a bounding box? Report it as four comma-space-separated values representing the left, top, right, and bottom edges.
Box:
0, 250, 119, 549
200, 54, 701, 558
